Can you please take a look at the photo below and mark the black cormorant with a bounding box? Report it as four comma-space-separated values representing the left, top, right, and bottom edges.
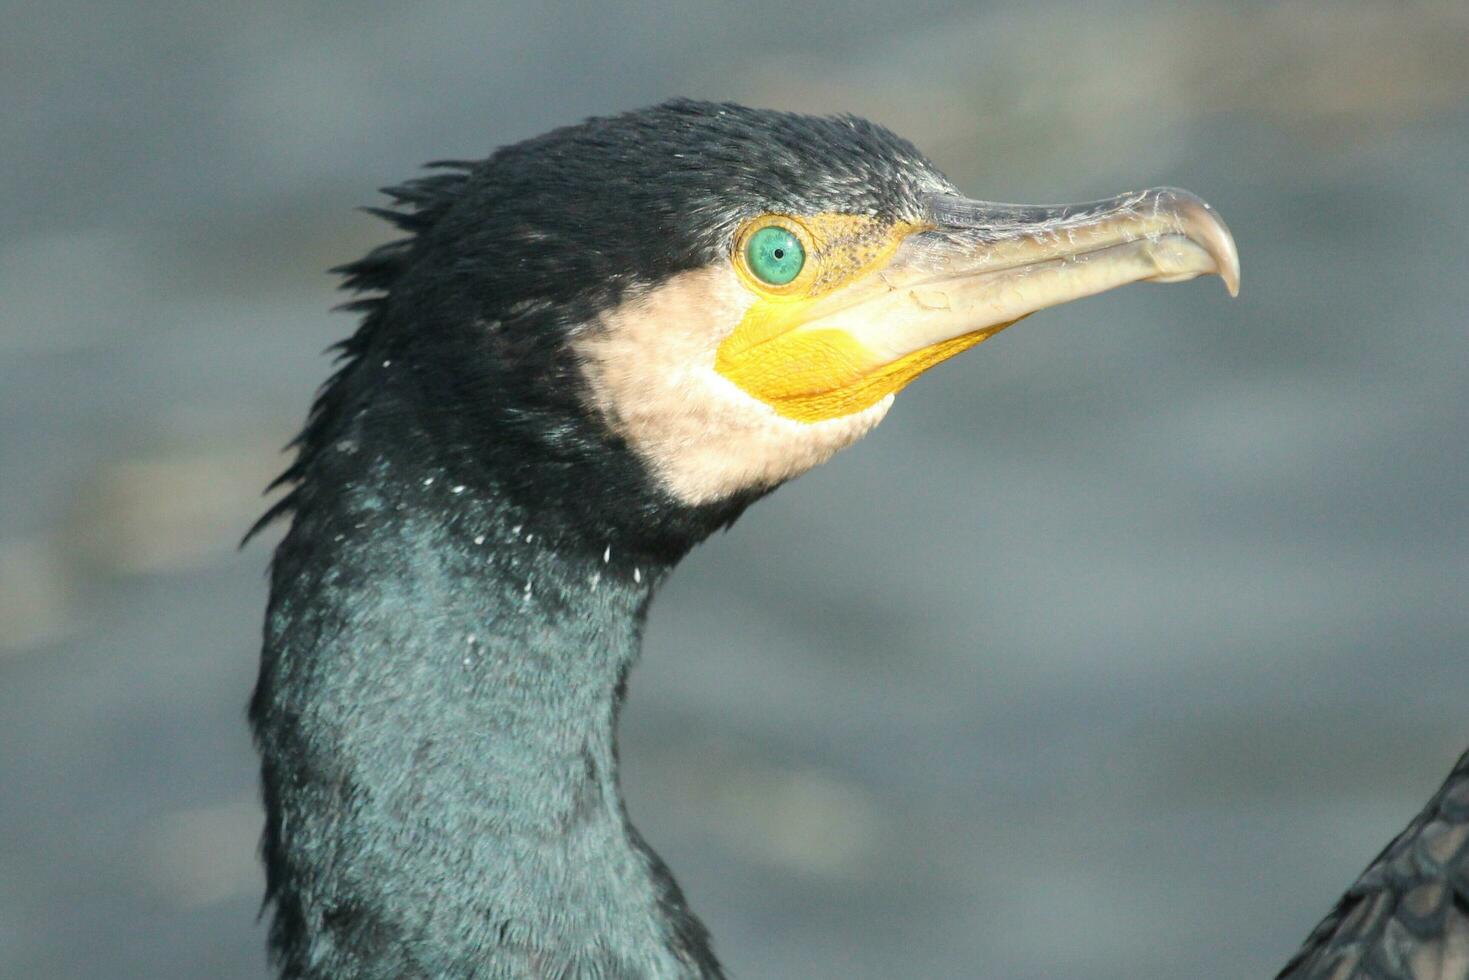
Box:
249, 100, 1466, 979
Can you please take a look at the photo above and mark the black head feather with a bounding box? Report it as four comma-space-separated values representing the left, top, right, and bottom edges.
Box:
250, 100, 951, 556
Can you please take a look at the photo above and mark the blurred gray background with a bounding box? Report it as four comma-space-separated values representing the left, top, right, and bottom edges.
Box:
4, 1, 1468, 977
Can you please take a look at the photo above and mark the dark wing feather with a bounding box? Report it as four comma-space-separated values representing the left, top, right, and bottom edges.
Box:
1278, 747, 1469, 980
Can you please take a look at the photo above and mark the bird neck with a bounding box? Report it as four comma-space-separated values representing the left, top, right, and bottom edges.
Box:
253, 442, 721, 978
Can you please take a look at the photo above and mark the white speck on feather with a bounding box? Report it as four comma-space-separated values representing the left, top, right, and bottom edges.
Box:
523, 579, 533, 599
634, 567, 641, 583
589, 571, 601, 588
451, 485, 466, 495
466, 634, 476, 645
382, 359, 392, 367
511, 525, 522, 536
603, 545, 611, 564
423, 477, 434, 487
525, 534, 534, 543
473, 534, 485, 545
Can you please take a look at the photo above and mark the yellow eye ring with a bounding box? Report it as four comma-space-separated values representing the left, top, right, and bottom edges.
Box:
732, 215, 818, 297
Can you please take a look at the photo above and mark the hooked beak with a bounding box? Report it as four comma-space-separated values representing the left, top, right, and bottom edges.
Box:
716, 187, 1239, 423
849, 187, 1238, 358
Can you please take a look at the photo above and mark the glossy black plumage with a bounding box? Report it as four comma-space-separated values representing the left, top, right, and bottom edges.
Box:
250, 100, 948, 979
1278, 750, 1469, 979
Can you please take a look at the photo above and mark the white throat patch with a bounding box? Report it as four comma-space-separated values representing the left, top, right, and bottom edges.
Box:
571, 266, 892, 507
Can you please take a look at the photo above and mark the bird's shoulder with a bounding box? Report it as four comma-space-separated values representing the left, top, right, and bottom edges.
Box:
1278, 748, 1469, 979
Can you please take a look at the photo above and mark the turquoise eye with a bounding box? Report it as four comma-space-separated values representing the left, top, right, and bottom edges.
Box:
744, 225, 805, 286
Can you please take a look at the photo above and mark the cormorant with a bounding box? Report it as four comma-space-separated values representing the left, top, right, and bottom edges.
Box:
249, 100, 1466, 979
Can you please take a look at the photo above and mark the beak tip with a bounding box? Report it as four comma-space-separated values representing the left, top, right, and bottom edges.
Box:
1157, 186, 1240, 298
1222, 262, 1241, 298
1211, 221, 1241, 297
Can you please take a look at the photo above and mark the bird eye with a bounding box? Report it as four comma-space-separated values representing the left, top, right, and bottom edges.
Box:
744, 225, 806, 286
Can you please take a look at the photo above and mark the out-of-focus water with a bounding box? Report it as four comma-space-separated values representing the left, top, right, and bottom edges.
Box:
3, 2, 1467, 977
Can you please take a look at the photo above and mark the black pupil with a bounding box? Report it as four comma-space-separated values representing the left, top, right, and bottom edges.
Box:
773, 248, 784, 259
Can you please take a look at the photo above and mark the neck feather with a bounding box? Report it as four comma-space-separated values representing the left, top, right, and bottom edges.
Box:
251, 443, 722, 979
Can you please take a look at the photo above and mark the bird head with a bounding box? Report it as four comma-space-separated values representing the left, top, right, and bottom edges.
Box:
316, 100, 1236, 553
